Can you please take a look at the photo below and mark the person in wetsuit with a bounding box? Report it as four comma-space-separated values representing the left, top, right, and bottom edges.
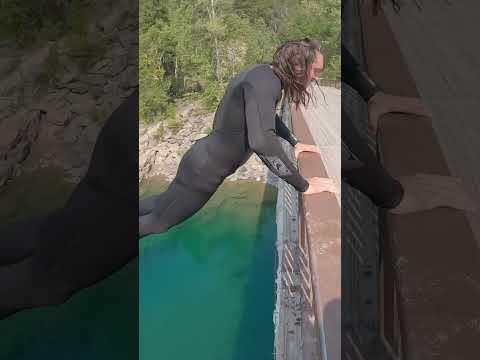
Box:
341, 44, 406, 208
0, 90, 138, 319
139, 38, 337, 237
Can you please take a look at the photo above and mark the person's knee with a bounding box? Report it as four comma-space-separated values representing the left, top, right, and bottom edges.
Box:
139, 195, 158, 216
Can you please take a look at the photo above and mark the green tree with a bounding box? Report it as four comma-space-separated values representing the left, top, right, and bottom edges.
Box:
139, 0, 340, 123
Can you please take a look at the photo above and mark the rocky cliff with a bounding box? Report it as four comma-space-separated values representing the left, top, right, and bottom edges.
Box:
0, 0, 137, 190
0, 0, 268, 192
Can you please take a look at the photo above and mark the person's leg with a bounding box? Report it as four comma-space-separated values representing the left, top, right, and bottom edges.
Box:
139, 135, 219, 235
0, 178, 139, 320
139, 182, 214, 237
0, 90, 139, 319
0, 254, 72, 319
0, 216, 43, 265
139, 178, 184, 217
139, 194, 159, 216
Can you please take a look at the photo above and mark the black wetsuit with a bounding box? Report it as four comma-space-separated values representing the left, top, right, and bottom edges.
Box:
139, 64, 308, 236
0, 90, 138, 319
341, 45, 404, 208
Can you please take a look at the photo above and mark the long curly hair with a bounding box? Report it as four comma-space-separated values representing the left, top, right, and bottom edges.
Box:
270, 38, 322, 108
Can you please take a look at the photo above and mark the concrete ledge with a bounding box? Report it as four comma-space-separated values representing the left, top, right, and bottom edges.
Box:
379, 114, 480, 359
361, 1, 480, 359
291, 105, 341, 360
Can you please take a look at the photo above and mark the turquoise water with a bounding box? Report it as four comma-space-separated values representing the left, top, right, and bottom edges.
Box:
0, 262, 138, 359
1, 172, 278, 360
140, 179, 278, 360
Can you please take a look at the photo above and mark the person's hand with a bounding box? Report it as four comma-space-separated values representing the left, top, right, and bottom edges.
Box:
294, 143, 321, 160
389, 173, 477, 214
303, 177, 338, 195
367, 91, 433, 134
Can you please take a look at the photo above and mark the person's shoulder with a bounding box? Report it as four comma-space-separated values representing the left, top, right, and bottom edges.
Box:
242, 64, 280, 88
244, 63, 272, 78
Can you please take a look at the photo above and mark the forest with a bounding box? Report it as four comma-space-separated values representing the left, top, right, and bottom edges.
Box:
140, 0, 340, 124
0, 0, 91, 44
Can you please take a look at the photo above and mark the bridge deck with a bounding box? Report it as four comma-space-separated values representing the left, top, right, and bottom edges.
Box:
292, 90, 341, 360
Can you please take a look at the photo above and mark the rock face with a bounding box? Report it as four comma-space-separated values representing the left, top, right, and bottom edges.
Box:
0, 0, 138, 189
139, 100, 268, 184
0, 0, 269, 191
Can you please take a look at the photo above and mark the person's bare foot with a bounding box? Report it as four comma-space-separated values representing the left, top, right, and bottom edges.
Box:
389, 173, 477, 214
368, 91, 433, 134
303, 177, 338, 195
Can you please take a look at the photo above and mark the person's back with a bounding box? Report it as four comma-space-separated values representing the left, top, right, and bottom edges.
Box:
203, 63, 283, 178
212, 64, 279, 135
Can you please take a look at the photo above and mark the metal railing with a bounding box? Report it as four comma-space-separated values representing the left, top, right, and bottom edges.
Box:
273, 100, 321, 360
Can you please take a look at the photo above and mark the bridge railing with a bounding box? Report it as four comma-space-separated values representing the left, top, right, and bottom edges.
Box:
273, 90, 341, 360
342, 2, 480, 359
273, 98, 310, 360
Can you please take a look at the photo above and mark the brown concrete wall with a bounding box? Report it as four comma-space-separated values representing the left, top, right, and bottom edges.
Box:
291, 106, 341, 360
360, 2, 480, 359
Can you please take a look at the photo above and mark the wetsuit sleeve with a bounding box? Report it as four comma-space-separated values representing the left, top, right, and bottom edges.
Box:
342, 109, 404, 208
342, 45, 379, 102
243, 81, 309, 192
275, 114, 299, 147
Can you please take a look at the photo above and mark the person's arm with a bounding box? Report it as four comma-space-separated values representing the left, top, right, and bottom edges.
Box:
342, 45, 379, 102
277, 113, 325, 161
341, 109, 404, 208
243, 81, 309, 192
343, 158, 404, 209
275, 113, 299, 147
